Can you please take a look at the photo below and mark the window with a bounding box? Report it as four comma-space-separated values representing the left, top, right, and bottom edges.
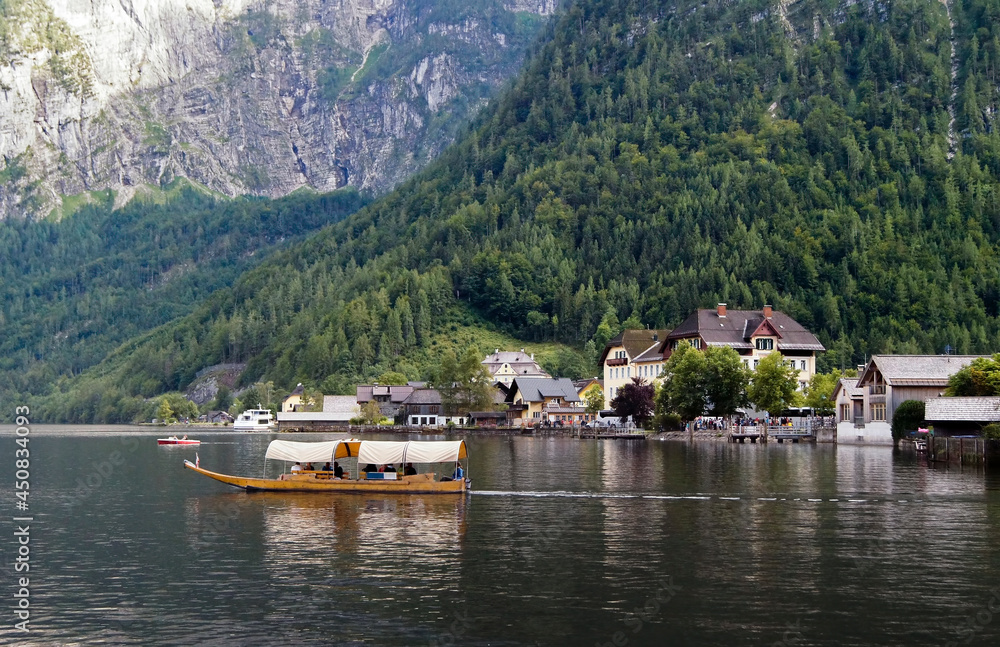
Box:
753, 360, 759, 369
800, 360, 807, 371
871, 403, 886, 422
755, 338, 774, 351
627, 367, 631, 377
840, 404, 850, 422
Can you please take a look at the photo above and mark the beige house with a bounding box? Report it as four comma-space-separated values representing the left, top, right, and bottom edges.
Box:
834, 355, 985, 444
661, 304, 824, 391
482, 349, 550, 387
504, 377, 582, 426
282, 383, 306, 412
600, 330, 669, 409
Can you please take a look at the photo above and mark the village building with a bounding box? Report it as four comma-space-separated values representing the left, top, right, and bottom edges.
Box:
660, 304, 824, 391
600, 329, 669, 409
276, 395, 360, 430
923, 396, 1000, 436
401, 388, 444, 426
504, 377, 583, 426
834, 354, 985, 444
281, 383, 306, 412
356, 382, 425, 419
482, 349, 550, 386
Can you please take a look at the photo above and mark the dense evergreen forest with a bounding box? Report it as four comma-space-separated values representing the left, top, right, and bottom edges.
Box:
0, 185, 365, 416
25, 0, 1000, 422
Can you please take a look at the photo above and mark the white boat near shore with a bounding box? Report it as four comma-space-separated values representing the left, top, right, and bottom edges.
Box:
233, 406, 275, 431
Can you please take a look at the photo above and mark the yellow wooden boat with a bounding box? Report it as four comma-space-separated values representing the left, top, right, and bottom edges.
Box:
184, 438, 469, 494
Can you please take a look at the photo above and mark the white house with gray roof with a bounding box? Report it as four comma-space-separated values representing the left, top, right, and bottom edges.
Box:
482, 349, 551, 387
837, 354, 985, 444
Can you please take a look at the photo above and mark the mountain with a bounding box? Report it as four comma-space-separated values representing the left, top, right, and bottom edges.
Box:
30, 0, 1000, 422
0, 0, 556, 218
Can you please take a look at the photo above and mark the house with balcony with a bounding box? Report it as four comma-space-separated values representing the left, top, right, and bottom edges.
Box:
835, 355, 985, 444
659, 304, 824, 390
600, 330, 669, 408
504, 377, 583, 426
482, 349, 551, 387
356, 382, 425, 420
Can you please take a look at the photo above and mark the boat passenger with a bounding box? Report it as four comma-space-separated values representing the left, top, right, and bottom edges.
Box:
452, 463, 464, 480
290, 462, 302, 472
363, 463, 378, 474
322, 462, 332, 472
384, 464, 396, 473
334, 462, 344, 479
305, 462, 315, 471
404, 463, 417, 476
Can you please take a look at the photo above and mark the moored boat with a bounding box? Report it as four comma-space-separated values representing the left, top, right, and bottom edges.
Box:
158, 436, 201, 445
233, 405, 275, 431
184, 438, 470, 494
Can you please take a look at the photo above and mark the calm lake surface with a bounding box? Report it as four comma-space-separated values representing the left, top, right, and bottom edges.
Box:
2, 427, 1000, 646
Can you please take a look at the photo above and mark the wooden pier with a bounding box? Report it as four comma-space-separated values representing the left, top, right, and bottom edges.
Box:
729, 432, 764, 443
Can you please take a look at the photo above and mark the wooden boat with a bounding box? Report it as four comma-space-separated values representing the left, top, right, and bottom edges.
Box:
184, 438, 469, 494
158, 436, 201, 445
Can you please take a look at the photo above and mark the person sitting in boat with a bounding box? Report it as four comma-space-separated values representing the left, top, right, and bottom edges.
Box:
321, 462, 332, 472
452, 463, 464, 480
404, 463, 417, 476
182, 434, 188, 440
363, 463, 377, 474
334, 462, 344, 479
384, 464, 397, 473
304, 462, 315, 471
290, 462, 302, 472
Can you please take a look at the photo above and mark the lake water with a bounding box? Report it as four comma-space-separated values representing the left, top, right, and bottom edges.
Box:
2, 427, 1000, 646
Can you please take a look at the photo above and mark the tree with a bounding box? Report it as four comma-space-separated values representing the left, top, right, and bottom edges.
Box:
803, 370, 842, 415
892, 400, 925, 442
946, 354, 1000, 396
584, 386, 605, 415
213, 385, 233, 411
610, 377, 655, 428
361, 399, 383, 425
435, 347, 496, 415
157, 397, 174, 423
703, 346, 750, 418
747, 353, 800, 416
377, 371, 409, 386
657, 342, 707, 424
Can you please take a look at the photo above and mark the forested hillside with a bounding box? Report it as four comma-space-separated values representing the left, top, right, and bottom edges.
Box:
0, 185, 365, 414
33, 0, 1000, 421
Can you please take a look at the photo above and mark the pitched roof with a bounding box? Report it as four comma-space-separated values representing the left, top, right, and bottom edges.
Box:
402, 388, 442, 405
858, 355, 985, 387
481, 349, 550, 377
287, 383, 305, 397
356, 384, 415, 403
924, 396, 1000, 422
507, 377, 581, 404
662, 308, 824, 352
599, 329, 670, 364
322, 396, 360, 414
832, 377, 863, 400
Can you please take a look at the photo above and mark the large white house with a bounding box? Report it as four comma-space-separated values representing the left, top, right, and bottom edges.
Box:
482, 349, 550, 386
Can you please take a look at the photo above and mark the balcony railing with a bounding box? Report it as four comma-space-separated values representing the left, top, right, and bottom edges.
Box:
606, 358, 628, 366
869, 384, 886, 395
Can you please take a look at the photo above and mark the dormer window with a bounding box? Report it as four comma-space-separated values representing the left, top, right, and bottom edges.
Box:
755, 338, 774, 351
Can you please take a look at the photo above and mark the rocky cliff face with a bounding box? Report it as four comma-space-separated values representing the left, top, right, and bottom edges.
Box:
0, 0, 553, 218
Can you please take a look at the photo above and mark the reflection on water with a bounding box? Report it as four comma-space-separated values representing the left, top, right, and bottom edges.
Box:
3, 427, 1000, 646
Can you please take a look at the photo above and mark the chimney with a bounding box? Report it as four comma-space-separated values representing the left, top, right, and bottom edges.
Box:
717, 303, 727, 318
763, 304, 772, 319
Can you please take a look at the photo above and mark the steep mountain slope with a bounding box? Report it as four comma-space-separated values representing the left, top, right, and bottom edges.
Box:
0, 0, 555, 218
34, 0, 1000, 421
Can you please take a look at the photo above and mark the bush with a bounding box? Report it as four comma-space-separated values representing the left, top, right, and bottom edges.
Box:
892, 400, 925, 441
983, 423, 1000, 440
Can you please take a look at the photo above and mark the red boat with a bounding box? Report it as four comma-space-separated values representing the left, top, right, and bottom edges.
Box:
158, 436, 201, 445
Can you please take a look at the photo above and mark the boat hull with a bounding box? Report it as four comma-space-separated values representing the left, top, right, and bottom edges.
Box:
158, 439, 201, 445
184, 461, 468, 494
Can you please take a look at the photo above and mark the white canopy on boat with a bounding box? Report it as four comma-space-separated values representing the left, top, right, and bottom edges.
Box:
356, 440, 468, 465
265, 439, 347, 463
263, 439, 468, 466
